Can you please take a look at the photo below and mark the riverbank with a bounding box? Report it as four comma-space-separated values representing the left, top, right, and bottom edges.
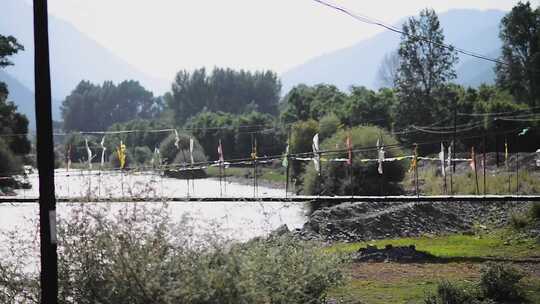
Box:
206, 166, 287, 190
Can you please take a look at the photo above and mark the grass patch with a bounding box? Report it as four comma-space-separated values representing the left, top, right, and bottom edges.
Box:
326, 229, 539, 259
206, 166, 286, 183
417, 167, 540, 195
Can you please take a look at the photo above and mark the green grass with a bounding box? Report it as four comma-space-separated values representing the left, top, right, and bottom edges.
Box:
206, 166, 286, 183
327, 229, 539, 259
326, 229, 540, 304
416, 167, 540, 195
330, 279, 440, 304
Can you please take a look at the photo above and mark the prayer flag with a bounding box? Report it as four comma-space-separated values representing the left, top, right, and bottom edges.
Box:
100, 136, 106, 168
505, 138, 509, 169
447, 142, 452, 168
409, 146, 418, 173
189, 137, 195, 165
174, 129, 180, 149
251, 138, 258, 160
217, 140, 224, 162
312, 133, 320, 173
85, 138, 93, 169
377, 138, 384, 175
470, 146, 476, 172
66, 144, 72, 172
439, 142, 445, 177
117, 141, 127, 169
282, 144, 289, 168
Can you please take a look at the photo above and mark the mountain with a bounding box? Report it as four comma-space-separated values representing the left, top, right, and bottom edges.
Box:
281, 9, 506, 93
0, 0, 169, 126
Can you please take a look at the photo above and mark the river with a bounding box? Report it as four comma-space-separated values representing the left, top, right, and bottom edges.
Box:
0, 170, 307, 242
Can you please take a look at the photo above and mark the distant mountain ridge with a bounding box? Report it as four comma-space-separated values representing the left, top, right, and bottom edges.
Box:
280, 9, 506, 93
0, 0, 169, 126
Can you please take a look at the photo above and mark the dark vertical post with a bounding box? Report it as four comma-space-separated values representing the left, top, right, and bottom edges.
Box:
483, 136, 487, 195
33, 0, 58, 303
452, 98, 457, 173
473, 147, 479, 195
414, 144, 419, 198
285, 129, 291, 198
495, 119, 500, 167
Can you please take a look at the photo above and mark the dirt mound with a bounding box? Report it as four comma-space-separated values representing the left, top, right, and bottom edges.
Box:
295, 200, 529, 242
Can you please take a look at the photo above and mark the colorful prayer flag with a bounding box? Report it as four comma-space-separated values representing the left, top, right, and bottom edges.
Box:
174, 129, 180, 149
470, 146, 476, 172
117, 141, 126, 169
251, 138, 258, 160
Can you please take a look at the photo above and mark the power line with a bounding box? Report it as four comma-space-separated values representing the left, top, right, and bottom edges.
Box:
312, 0, 511, 67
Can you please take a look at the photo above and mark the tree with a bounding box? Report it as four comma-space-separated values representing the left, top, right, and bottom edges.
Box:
376, 51, 400, 88
280, 84, 347, 124
496, 1, 540, 107
340, 86, 395, 130
0, 34, 30, 174
61, 80, 161, 132
395, 8, 458, 133
167, 68, 281, 125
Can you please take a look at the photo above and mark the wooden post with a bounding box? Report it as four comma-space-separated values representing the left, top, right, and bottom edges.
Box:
473, 147, 479, 195
285, 129, 291, 198
33, 0, 58, 302
483, 136, 487, 195
414, 144, 419, 198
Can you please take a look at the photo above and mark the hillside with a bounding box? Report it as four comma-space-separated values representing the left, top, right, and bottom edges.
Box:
281, 9, 505, 92
0, 0, 169, 126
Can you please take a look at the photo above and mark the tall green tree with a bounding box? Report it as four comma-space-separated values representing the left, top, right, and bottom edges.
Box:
395, 8, 458, 135
496, 1, 540, 107
61, 80, 161, 132
0, 34, 30, 163
167, 68, 281, 125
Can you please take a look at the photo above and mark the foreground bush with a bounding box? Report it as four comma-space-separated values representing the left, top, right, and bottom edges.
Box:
424, 263, 525, 304
0, 205, 344, 303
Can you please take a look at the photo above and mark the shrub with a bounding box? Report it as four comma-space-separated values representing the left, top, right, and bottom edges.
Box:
509, 211, 530, 230
479, 262, 524, 302
530, 202, 540, 221
0, 139, 22, 175
0, 205, 344, 304
423, 281, 476, 304
319, 113, 342, 141
302, 125, 406, 197
159, 132, 207, 165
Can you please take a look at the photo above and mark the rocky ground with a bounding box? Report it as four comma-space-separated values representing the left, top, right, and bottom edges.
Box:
293, 200, 535, 242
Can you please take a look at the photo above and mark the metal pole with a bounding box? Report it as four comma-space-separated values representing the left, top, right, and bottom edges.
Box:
33, 0, 58, 302
285, 129, 291, 198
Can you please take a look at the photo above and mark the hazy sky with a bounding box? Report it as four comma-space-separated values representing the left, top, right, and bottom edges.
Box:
42, 0, 528, 81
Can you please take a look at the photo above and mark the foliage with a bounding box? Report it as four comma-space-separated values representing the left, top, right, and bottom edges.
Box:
510, 211, 530, 230
423, 281, 477, 304
496, 1, 540, 107
0, 205, 344, 304
394, 8, 458, 143
186, 110, 283, 160
280, 84, 347, 124
302, 126, 406, 196
340, 86, 395, 130
158, 132, 206, 165
106, 119, 171, 151
167, 67, 281, 125
61, 80, 162, 132
0, 34, 30, 157
530, 202, 540, 220
318, 113, 342, 141
289, 120, 319, 183
0, 138, 22, 175
479, 262, 525, 302
0, 34, 23, 69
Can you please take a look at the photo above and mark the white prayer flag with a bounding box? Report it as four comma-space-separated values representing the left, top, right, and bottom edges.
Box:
174, 129, 180, 149
85, 138, 93, 169
312, 133, 320, 173
189, 137, 195, 165
377, 139, 384, 174
100, 136, 106, 168
439, 142, 446, 177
